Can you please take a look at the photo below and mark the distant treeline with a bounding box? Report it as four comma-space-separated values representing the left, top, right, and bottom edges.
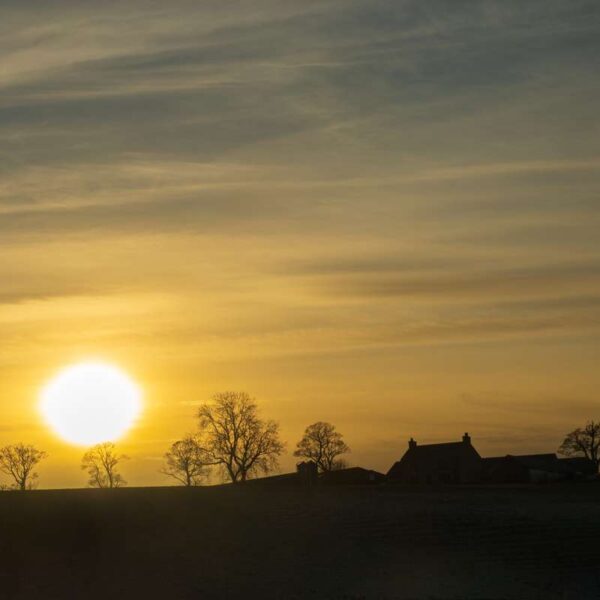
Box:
0, 391, 598, 489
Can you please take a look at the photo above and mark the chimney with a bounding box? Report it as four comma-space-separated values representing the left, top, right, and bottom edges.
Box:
462, 432, 471, 444
408, 437, 417, 450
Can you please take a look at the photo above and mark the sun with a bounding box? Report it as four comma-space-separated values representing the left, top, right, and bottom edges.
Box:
40, 362, 142, 446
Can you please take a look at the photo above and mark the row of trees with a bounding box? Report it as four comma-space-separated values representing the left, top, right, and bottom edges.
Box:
163, 392, 350, 486
2, 391, 599, 490
0, 392, 351, 489
0, 442, 130, 490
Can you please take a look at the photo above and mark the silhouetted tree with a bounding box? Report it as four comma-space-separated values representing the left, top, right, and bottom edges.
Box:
162, 435, 209, 486
294, 421, 350, 473
197, 391, 284, 483
0, 443, 48, 490
81, 442, 128, 488
558, 421, 600, 470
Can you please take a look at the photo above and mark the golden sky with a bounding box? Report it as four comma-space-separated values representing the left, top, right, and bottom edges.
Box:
1, 1, 599, 488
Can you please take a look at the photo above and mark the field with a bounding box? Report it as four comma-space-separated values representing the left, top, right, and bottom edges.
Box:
0, 483, 599, 599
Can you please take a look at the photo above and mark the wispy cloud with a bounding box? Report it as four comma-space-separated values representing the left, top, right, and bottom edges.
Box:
1, 0, 599, 482
298, 261, 600, 300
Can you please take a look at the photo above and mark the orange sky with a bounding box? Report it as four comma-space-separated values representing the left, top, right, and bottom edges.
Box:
1, 1, 599, 488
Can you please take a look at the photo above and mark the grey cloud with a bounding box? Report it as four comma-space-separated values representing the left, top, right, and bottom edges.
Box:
459, 392, 600, 416
0, 0, 598, 352
481, 295, 600, 314
306, 262, 600, 300
385, 312, 600, 345
0, 192, 291, 240
0, 287, 95, 306
448, 220, 600, 252
2, 0, 598, 162
278, 256, 457, 276
0, 273, 149, 306
406, 169, 600, 220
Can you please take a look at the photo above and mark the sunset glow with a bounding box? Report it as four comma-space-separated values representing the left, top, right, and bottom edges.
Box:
0, 2, 598, 597
0, 1, 597, 489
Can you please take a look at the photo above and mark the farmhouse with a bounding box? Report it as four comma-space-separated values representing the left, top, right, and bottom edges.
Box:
250, 434, 596, 488
386, 433, 482, 484
387, 434, 597, 484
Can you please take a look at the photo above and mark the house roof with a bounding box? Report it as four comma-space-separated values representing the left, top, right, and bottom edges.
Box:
407, 441, 470, 453
387, 440, 480, 478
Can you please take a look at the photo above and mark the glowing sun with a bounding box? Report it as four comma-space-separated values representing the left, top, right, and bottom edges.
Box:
40, 362, 142, 446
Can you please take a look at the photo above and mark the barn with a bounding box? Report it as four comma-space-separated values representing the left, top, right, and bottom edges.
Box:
321, 467, 385, 485
482, 453, 597, 483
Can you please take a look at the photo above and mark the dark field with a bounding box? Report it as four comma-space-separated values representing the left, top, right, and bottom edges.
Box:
1, 484, 599, 599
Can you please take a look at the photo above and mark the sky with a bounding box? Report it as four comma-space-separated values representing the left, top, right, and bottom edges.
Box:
0, 0, 599, 488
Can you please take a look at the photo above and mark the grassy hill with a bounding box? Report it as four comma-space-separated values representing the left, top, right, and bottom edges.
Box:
1, 483, 599, 599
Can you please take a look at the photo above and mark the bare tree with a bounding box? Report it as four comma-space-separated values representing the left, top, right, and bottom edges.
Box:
197, 391, 284, 483
294, 421, 350, 473
162, 435, 209, 486
0, 444, 48, 490
558, 421, 600, 469
81, 442, 128, 488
